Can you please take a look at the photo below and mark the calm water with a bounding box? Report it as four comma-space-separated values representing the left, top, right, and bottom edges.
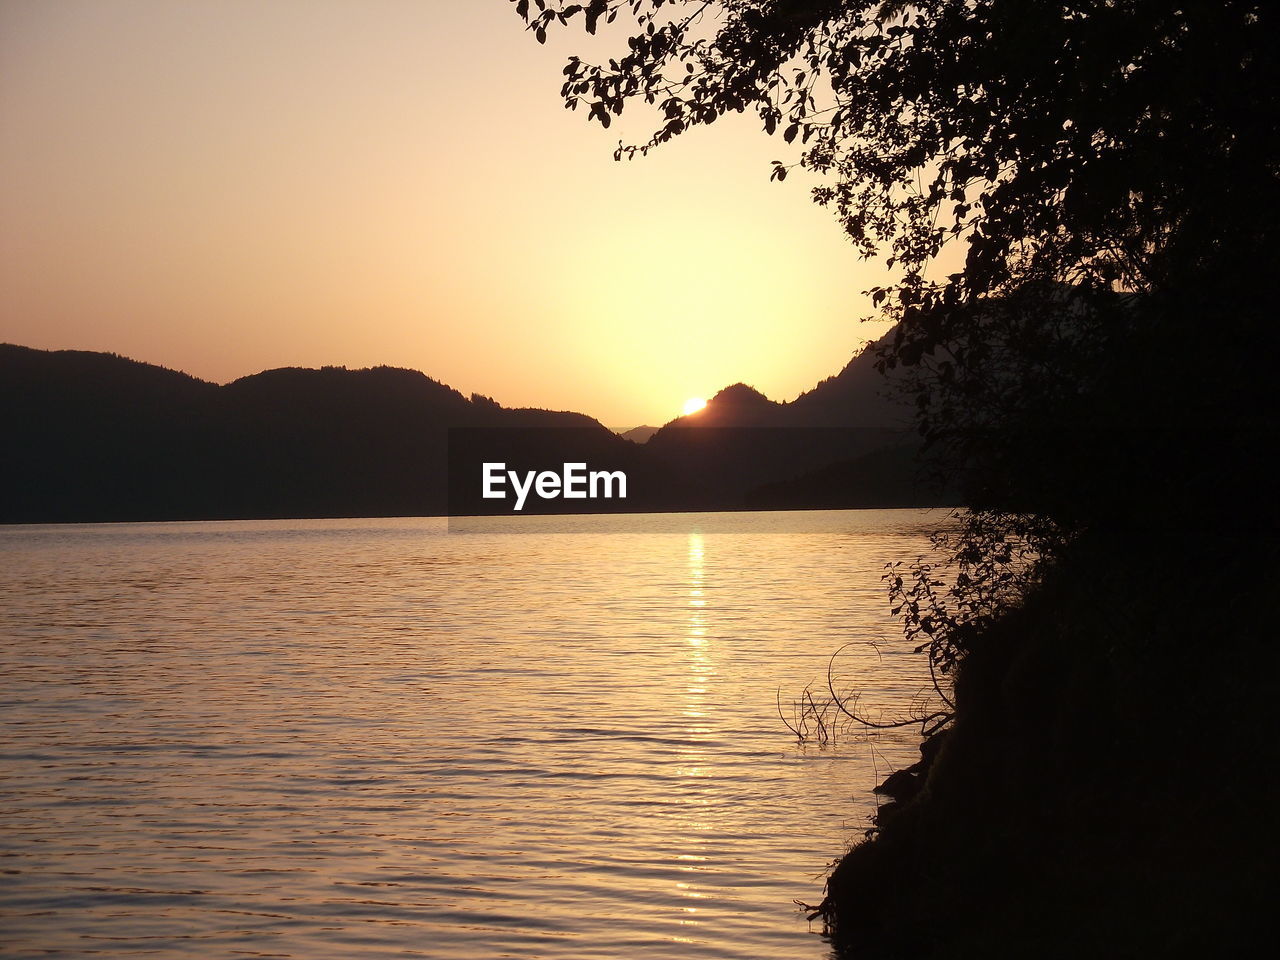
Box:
0, 510, 944, 959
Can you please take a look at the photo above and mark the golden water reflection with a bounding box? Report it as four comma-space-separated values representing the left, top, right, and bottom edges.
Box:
676, 533, 717, 921
0, 513, 941, 960
683, 533, 714, 731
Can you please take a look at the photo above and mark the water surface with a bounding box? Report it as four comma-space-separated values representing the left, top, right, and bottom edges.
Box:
0, 510, 943, 958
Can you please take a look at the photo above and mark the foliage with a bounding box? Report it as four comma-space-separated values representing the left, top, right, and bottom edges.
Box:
516, 1, 1273, 300
887, 509, 1049, 678
518, 0, 1279, 672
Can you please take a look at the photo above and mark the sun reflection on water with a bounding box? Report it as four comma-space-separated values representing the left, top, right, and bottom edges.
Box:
674, 533, 719, 918
683, 534, 715, 734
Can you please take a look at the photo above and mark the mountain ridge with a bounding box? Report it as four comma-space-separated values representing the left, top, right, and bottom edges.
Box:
1, 340, 939, 522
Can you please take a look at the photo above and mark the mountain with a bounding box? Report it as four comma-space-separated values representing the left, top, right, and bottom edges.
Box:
617, 425, 659, 444
0, 344, 623, 522
678, 382, 780, 426
651, 336, 910, 435
1, 339, 948, 522
638, 338, 944, 508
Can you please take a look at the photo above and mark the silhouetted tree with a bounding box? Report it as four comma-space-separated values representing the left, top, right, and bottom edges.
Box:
518, 0, 1279, 674
518, 1, 1272, 313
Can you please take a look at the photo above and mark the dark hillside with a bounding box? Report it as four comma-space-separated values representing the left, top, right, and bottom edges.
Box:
820, 532, 1280, 957
0, 345, 618, 522
2, 339, 942, 522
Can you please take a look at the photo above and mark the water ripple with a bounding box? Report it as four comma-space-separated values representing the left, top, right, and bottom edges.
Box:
0, 511, 943, 958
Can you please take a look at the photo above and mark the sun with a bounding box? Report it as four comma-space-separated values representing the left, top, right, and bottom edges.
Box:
682, 397, 707, 416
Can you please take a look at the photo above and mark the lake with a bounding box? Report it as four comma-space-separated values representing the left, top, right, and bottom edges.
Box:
0, 510, 946, 958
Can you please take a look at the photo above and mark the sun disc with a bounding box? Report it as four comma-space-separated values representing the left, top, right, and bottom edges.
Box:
682, 397, 707, 416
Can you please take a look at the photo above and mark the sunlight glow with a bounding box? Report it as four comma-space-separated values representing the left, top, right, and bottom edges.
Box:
682, 397, 707, 416
0, 2, 904, 426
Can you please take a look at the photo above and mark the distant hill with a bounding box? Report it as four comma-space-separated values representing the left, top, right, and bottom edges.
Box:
651, 336, 909, 435
639, 338, 945, 509
1, 340, 948, 522
617, 424, 660, 444
0, 344, 620, 522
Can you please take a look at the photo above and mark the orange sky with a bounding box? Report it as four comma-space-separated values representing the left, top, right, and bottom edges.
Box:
0, 0, 898, 427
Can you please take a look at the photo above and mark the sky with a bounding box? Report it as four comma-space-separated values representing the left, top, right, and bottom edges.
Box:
0, 0, 897, 427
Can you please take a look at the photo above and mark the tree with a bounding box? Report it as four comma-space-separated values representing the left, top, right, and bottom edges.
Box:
517, 0, 1279, 674
517, 1, 1272, 298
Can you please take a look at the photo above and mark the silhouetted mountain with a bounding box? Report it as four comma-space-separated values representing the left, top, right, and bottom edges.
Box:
617, 425, 659, 444
0, 344, 623, 522
685, 383, 779, 426
652, 337, 909, 436
789, 335, 911, 428
1, 339, 946, 522
744, 442, 936, 510
640, 338, 942, 508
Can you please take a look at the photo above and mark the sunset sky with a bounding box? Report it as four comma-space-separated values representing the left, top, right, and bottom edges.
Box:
0, 0, 897, 427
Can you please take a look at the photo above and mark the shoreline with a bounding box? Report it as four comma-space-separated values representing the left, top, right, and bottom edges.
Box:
814, 532, 1279, 957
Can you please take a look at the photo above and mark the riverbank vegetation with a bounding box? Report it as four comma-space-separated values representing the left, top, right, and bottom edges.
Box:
817, 528, 1279, 956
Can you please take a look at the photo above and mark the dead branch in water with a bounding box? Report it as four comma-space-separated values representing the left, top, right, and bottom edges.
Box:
780, 642, 952, 745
